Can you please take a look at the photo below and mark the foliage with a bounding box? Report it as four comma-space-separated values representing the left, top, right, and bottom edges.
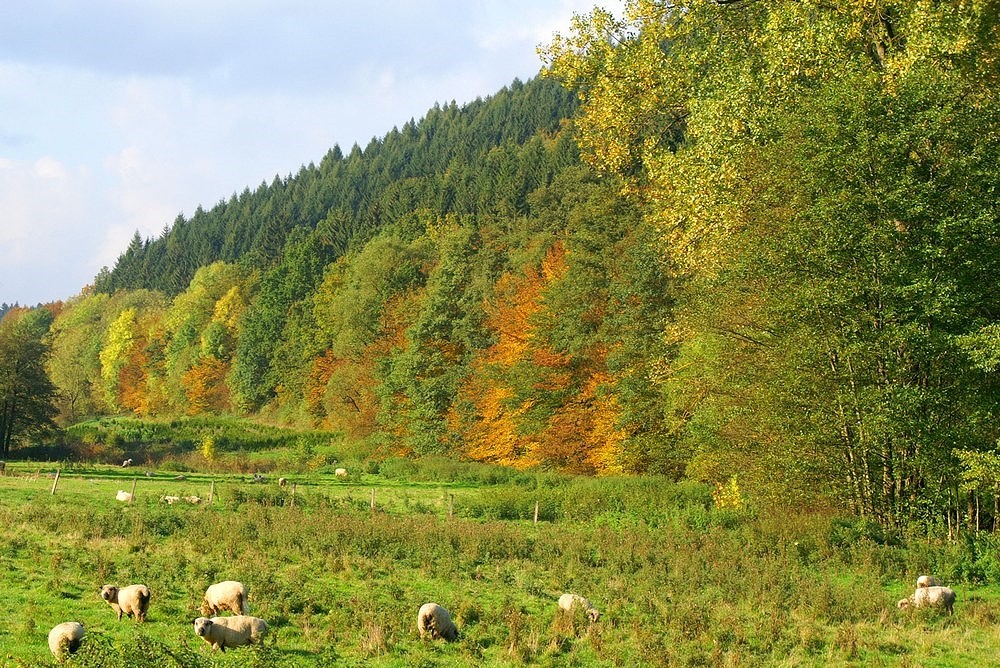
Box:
0, 307, 59, 458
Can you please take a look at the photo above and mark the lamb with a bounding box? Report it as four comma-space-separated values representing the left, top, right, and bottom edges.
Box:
115, 490, 133, 502
201, 580, 248, 616
897, 585, 956, 615
122, 458, 133, 467
335, 468, 348, 478
193, 615, 268, 651
100, 584, 151, 622
917, 575, 939, 588
558, 593, 601, 622
417, 602, 459, 641
48, 621, 85, 658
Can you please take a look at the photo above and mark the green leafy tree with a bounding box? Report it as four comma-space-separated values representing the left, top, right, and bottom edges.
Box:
0, 308, 59, 457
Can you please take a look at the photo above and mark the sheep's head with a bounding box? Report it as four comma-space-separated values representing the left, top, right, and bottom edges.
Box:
100, 585, 118, 602
897, 598, 912, 609
193, 618, 214, 637
587, 607, 601, 622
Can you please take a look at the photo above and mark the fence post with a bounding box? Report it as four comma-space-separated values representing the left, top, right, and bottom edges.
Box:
290, 484, 296, 509
209, 480, 215, 504
50, 470, 60, 495
129, 478, 137, 503
370, 488, 376, 513
534, 499, 539, 525
449, 493, 454, 519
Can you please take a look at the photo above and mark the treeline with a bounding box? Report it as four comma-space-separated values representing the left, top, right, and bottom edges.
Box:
6, 1, 1000, 527
29, 75, 676, 481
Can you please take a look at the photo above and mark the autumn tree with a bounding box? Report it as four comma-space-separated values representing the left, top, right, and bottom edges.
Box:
544, 0, 1000, 520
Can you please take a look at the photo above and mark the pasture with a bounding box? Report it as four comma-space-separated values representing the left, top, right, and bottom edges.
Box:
1, 459, 1000, 666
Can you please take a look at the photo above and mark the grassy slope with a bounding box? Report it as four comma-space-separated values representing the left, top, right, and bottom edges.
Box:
1, 463, 999, 667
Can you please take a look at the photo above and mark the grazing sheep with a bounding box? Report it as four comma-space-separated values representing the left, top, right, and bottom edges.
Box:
201, 580, 248, 616
278, 477, 287, 487
193, 615, 268, 651
917, 575, 939, 588
184, 495, 202, 504
122, 458, 133, 467
335, 468, 348, 478
100, 584, 151, 622
417, 602, 458, 641
558, 593, 601, 622
115, 490, 133, 502
252, 473, 267, 484
48, 622, 85, 658
160, 495, 181, 505
897, 585, 956, 615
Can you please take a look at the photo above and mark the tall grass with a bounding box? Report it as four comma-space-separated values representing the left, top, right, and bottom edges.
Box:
0, 466, 997, 666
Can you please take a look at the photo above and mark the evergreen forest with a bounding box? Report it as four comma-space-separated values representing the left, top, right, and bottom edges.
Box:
2, 1, 999, 531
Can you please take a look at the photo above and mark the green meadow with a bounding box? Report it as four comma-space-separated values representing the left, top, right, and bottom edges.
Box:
1, 459, 999, 667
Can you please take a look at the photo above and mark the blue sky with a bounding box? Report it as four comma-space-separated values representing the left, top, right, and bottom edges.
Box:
0, 0, 621, 306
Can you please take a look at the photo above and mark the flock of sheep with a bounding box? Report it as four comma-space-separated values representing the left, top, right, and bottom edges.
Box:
47, 580, 268, 658
46, 577, 603, 659
43, 567, 960, 659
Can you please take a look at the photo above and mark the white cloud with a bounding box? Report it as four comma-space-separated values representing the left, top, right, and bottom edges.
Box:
0, 1, 615, 306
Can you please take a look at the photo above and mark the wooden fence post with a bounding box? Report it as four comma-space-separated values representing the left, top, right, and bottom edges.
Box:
370, 488, 376, 513
129, 478, 137, 503
209, 480, 215, 504
290, 484, 296, 509
50, 470, 60, 495
534, 499, 539, 525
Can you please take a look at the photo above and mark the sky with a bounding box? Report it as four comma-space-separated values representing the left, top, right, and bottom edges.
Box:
0, 0, 623, 307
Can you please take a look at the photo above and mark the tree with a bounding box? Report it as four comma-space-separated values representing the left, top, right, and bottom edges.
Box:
544, 1, 1000, 519
0, 308, 59, 457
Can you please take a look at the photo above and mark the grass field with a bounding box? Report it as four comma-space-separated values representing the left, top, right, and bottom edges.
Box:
2, 458, 1000, 667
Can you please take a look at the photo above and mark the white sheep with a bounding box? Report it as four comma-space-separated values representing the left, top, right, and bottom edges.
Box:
115, 490, 133, 502
48, 621, 85, 658
100, 584, 151, 622
417, 602, 458, 641
278, 477, 287, 487
201, 580, 248, 616
558, 593, 601, 622
916, 575, 939, 588
335, 468, 348, 478
184, 495, 202, 504
193, 615, 268, 651
897, 585, 956, 615
122, 458, 133, 467
161, 495, 180, 505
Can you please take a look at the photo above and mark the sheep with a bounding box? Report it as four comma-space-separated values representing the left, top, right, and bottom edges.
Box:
122, 458, 133, 467
916, 575, 939, 588
115, 490, 134, 502
558, 593, 601, 622
201, 580, 248, 616
48, 621, 85, 658
897, 585, 956, 615
278, 477, 287, 487
335, 468, 348, 478
193, 615, 268, 651
100, 584, 151, 622
417, 602, 458, 641
160, 495, 181, 505
184, 495, 202, 504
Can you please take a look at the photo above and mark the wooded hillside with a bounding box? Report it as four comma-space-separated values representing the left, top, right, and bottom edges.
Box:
4, 1, 999, 528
